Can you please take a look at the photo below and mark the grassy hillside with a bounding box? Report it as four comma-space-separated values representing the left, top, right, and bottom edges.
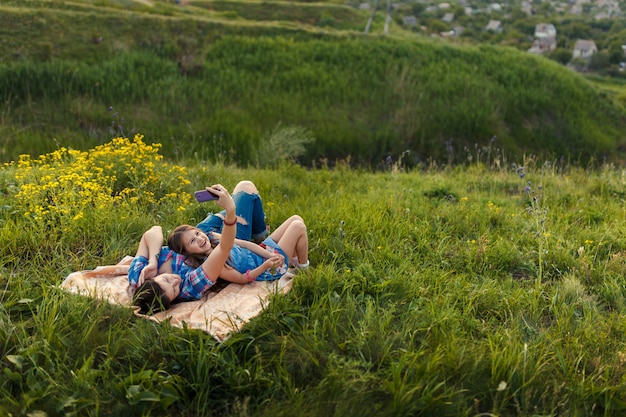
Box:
1, 0, 625, 167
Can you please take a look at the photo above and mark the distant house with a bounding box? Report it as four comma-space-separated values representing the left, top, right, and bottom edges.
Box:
453, 26, 465, 36
439, 2, 450, 9
597, 0, 618, 8
402, 15, 418, 26
528, 37, 557, 54
485, 20, 503, 33
528, 23, 557, 54
534, 23, 556, 39
488, 3, 502, 12
572, 39, 598, 58
442, 12, 455, 22
358, 2, 371, 10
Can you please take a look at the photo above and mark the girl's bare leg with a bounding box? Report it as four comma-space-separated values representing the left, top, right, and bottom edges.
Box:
269, 215, 303, 242
275, 220, 308, 265
232, 180, 258, 194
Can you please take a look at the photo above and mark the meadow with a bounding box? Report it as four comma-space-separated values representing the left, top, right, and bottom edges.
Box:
2, 135, 626, 416
3, 1, 626, 415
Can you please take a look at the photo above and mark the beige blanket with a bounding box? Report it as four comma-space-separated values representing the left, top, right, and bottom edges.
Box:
61, 256, 294, 342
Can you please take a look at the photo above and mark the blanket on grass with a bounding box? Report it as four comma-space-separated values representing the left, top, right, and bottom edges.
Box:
61, 256, 294, 342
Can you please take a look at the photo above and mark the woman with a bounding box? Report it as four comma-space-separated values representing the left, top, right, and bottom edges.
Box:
130, 183, 239, 314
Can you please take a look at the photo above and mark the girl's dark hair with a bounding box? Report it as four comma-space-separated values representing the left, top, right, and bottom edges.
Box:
133, 280, 171, 315
167, 224, 218, 268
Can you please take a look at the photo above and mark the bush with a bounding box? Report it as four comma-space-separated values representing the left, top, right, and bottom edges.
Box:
255, 123, 315, 168
6, 134, 191, 234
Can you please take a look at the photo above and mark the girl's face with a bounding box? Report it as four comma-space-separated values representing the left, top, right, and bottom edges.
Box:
153, 274, 181, 302
182, 228, 213, 256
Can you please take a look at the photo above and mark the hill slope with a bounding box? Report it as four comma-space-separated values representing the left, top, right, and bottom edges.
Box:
1, 0, 625, 166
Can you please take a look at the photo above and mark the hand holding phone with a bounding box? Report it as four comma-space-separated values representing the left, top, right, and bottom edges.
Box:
194, 189, 219, 202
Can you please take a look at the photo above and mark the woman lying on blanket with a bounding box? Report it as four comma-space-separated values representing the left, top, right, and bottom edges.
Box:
131, 182, 309, 314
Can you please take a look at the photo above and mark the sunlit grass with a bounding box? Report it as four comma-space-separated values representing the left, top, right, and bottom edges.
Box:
2, 137, 626, 415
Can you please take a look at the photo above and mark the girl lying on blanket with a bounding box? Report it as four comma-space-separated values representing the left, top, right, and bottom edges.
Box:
130, 182, 309, 315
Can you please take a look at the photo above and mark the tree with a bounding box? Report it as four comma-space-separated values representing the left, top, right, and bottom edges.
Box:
588, 51, 610, 72
538, 2, 554, 15
511, 18, 537, 37
551, 47, 572, 65
559, 20, 593, 43
607, 42, 624, 65
411, 3, 425, 17
429, 20, 450, 34
451, 4, 465, 17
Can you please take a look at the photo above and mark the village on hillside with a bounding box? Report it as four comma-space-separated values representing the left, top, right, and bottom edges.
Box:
358, 0, 626, 73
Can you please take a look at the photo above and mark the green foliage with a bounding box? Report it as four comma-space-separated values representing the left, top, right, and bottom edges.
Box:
1, 134, 192, 261
190, 0, 366, 30
256, 123, 315, 168
589, 50, 611, 72
551, 47, 572, 64
1, 36, 625, 168
2, 2, 626, 168
3, 139, 626, 415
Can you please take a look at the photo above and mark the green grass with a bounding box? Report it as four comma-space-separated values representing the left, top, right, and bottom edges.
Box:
188, 0, 368, 30
3, 138, 626, 416
2, 1, 626, 415
2, 38, 626, 168
2, 0, 626, 168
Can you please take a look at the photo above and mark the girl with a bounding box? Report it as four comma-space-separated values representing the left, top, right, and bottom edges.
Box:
167, 214, 309, 284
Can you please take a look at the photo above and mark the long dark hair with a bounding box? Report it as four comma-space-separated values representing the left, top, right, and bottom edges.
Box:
167, 225, 218, 268
133, 280, 170, 315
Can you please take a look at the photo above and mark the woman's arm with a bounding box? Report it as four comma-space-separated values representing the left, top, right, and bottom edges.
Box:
136, 225, 165, 286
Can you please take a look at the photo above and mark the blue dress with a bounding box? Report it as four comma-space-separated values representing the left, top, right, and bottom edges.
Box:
229, 237, 288, 281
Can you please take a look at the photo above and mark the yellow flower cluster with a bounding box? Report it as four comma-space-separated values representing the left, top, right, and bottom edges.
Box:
10, 134, 191, 228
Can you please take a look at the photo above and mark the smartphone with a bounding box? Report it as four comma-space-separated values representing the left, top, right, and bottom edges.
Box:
194, 189, 219, 202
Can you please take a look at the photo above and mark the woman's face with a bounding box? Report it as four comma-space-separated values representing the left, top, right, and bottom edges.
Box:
181, 228, 213, 256
153, 274, 181, 302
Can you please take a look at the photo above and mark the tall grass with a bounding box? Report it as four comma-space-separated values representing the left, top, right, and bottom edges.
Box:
189, 0, 367, 30
2, 137, 626, 415
2, 36, 625, 167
